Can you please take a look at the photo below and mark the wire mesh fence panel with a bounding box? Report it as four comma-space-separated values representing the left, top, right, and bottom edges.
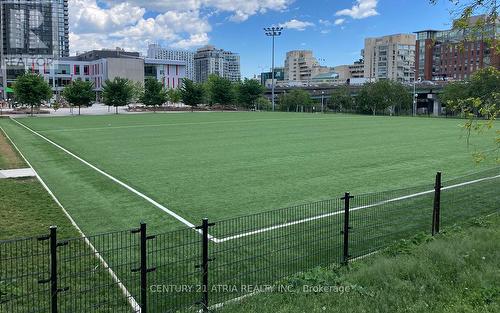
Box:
1, 168, 499, 312
56, 230, 140, 313
209, 198, 344, 307
0, 236, 51, 313
349, 184, 435, 259
441, 168, 500, 228
147, 227, 202, 313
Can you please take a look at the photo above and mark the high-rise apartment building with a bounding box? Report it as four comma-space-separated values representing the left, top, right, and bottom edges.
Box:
194, 45, 240, 83
415, 15, 499, 81
363, 34, 416, 82
147, 44, 195, 81
1, 0, 69, 98
284, 50, 320, 82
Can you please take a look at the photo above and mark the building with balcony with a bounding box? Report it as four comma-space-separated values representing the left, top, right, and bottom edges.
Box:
284, 50, 320, 82
363, 34, 416, 82
194, 45, 240, 83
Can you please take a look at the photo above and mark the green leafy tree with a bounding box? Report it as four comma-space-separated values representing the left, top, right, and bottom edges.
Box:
441, 67, 500, 162
440, 81, 470, 115
430, 1, 498, 55
206, 75, 235, 107
255, 96, 272, 111
430, 0, 499, 162
140, 78, 168, 112
13, 72, 52, 116
102, 77, 135, 114
62, 79, 95, 115
180, 79, 205, 111
279, 89, 312, 112
356, 80, 411, 116
167, 88, 182, 105
237, 79, 265, 109
328, 86, 354, 112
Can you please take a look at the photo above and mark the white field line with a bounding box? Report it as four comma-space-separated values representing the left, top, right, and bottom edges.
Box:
38, 117, 334, 133
0, 126, 141, 312
9, 118, 205, 234
214, 173, 500, 243
9, 117, 500, 245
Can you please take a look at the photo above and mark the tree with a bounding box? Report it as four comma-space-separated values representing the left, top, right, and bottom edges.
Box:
62, 79, 94, 115
237, 79, 265, 109
206, 75, 235, 107
13, 72, 52, 116
430, 0, 499, 54
328, 86, 354, 112
102, 77, 135, 114
140, 78, 168, 112
255, 96, 272, 111
180, 79, 205, 111
440, 67, 500, 162
167, 88, 182, 105
440, 81, 470, 115
430, 0, 499, 162
278, 89, 312, 112
356, 80, 411, 116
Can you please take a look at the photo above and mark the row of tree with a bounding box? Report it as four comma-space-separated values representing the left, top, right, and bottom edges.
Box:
12, 72, 268, 115
179, 75, 268, 110
277, 80, 412, 115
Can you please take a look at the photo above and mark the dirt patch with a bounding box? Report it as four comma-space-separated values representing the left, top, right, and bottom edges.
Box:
0, 129, 26, 170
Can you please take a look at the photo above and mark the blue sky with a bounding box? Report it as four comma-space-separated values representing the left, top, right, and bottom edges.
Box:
70, 0, 461, 78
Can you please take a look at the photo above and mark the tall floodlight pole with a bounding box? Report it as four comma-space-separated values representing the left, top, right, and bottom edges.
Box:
264, 27, 283, 112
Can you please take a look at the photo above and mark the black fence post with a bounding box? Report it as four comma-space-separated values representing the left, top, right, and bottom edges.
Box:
196, 218, 215, 312
49, 226, 58, 313
432, 172, 442, 236
132, 222, 156, 313
342, 193, 354, 265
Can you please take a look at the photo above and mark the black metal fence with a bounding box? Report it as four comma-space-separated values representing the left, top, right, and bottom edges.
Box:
1, 168, 499, 312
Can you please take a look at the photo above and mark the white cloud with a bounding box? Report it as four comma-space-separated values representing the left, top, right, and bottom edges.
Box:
102, 0, 293, 22
319, 19, 332, 26
69, 0, 294, 55
334, 18, 345, 25
335, 0, 379, 19
279, 19, 314, 31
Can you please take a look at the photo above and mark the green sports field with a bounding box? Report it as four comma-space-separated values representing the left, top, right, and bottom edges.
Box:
0, 112, 497, 235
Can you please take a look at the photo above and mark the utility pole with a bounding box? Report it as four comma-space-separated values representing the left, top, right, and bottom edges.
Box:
264, 27, 283, 112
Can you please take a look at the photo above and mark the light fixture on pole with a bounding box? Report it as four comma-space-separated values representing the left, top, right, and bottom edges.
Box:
264, 26, 283, 112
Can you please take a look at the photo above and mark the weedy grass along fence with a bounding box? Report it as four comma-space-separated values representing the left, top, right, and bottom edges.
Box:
1, 168, 499, 313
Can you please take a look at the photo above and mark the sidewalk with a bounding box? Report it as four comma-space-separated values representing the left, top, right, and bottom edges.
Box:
0, 168, 36, 179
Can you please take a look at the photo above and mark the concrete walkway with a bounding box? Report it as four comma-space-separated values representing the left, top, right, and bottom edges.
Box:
0, 168, 36, 179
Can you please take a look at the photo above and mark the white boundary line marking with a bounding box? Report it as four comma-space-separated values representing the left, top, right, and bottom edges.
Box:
37, 117, 334, 133
215, 173, 500, 243
9, 117, 202, 232
0, 125, 141, 312
8, 117, 500, 245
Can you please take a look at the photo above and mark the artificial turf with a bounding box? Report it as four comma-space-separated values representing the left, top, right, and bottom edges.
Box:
0, 112, 497, 235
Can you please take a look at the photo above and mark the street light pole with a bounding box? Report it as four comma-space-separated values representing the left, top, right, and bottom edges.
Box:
264, 27, 283, 112
321, 91, 325, 113
413, 79, 417, 117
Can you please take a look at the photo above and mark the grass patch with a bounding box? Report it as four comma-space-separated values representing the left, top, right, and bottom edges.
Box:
219, 213, 500, 313
0, 178, 78, 239
0, 131, 132, 313
0, 113, 497, 235
0, 127, 25, 170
